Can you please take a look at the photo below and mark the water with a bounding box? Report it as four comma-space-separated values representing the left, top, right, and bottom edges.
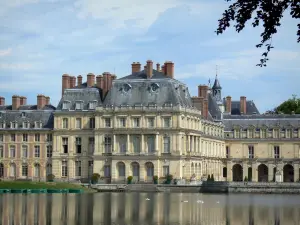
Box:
1, 193, 300, 225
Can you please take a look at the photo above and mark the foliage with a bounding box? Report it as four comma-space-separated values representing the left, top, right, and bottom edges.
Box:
244, 176, 248, 182
153, 175, 158, 181
127, 176, 133, 182
216, 0, 300, 67
166, 174, 173, 181
211, 174, 215, 182
47, 174, 55, 182
91, 173, 100, 183
207, 174, 211, 181
275, 95, 300, 114
0, 181, 87, 190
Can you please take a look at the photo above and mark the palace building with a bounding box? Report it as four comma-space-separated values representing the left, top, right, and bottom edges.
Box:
0, 60, 299, 183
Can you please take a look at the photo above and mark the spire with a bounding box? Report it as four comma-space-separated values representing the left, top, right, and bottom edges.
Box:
212, 65, 221, 90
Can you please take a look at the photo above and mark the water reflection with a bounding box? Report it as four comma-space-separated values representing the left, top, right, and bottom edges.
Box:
1, 193, 300, 225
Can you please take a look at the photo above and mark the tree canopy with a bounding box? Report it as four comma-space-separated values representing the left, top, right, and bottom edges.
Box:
266, 95, 300, 114
216, 0, 300, 67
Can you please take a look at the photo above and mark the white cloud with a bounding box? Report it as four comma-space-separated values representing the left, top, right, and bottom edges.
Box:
0, 63, 33, 70
0, 48, 12, 56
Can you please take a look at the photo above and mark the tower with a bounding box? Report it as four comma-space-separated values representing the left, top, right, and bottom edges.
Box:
212, 66, 222, 104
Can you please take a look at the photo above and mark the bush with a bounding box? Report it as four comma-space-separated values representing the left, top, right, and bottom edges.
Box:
244, 176, 248, 182
127, 176, 133, 184
211, 174, 215, 182
91, 173, 100, 184
47, 174, 55, 182
166, 174, 173, 181
207, 175, 211, 181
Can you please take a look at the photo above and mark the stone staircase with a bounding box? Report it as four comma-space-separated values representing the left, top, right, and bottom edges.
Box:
126, 184, 158, 192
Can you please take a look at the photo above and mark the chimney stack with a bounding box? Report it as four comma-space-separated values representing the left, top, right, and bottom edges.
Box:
161, 65, 165, 73
20, 96, 27, 106
70, 76, 76, 88
226, 96, 232, 114
96, 75, 103, 89
87, 73, 95, 87
198, 85, 208, 99
146, 60, 153, 79
102, 72, 113, 98
240, 96, 247, 115
156, 63, 160, 71
77, 75, 82, 86
62, 74, 70, 96
45, 96, 50, 105
37, 94, 46, 110
12, 95, 20, 110
131, 62, 141, 73
0, 97, 5, 106
165, 61, 174, 78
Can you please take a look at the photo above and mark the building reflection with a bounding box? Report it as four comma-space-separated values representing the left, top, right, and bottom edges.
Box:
0, 193, 300, 224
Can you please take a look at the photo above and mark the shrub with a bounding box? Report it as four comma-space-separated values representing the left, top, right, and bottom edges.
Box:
127, 176, 133, 184
207, 175, 211, 181
47, 174, 55, 182
244, 176, 248, 182
166, 174, 173, 181
153, 175, 158, 181
211, 174, 215, 182
91, 173, 100, 183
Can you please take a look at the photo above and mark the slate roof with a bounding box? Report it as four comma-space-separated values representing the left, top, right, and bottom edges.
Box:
0, 105, 56, 111
208, 93, 222, 121
103, 69, 194, 108
0, 111, 54, 129
56, 88, 102, 110
212, 76, 221, 89
223, 99, 260, 115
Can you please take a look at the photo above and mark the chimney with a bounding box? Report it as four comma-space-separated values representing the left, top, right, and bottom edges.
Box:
156, 63, 160, 71
77, 75, 82, 86
198, 85, 208, 99
111, 74, 117, 80
240, 96, 247, 115
226, 96, 232, 114
45, 96, 50, 105
165, 61, 174, 78
146, 60, 153, 79
191, 96, 204, 112
161, 65, 165, 73
96, 75, 103, 89
12, 95, 20, 110
62, 74, 70, 96
20, 96, 27, 106
70, 76, 76, 88
0, 97, 5, 106
87, 73, 95, 87
144, 65, 147, 70
37, 94, 46, 110
203, 99, 209, 119
102, 72, 113, 97
131, 62, 141, 73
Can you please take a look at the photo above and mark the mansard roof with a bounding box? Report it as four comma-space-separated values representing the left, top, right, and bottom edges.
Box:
223, 99, 260, 115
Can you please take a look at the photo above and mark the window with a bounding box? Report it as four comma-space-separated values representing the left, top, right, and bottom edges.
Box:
35, 122, 42, 128
248, 145, 254, 159
47, 134, 52, 142
147, 136, 155, 153
23, 134, 28, 142
21, 112, 26, 118
105, 118, 111, 128
119, 135, 126, 153
133, 136, 140, 153
89, 118, 95, 129
163, 136, 170, 153
11, 122, 17, 129
75, 161, 82, 177
22, 146, 28, 158
76, 118, 82, 129
47, 146, 52, 158
11, 134, 15, 142
62, 137, 68, 154
89, 137, 95, 154
163, 166, 169, 177
75, 101, 82, 110
23, 122, 30, 129
0, 123, 4, 129
274, 146, 280, 158
35, 134, 40, 142
226, 146, 230, 158
63, 118, 68, 129
10, 146, 15, 157
62, 161, 68, 177
0, 134, 3, 142
34, 146, 40, 158
76, 137, 82, 154
133, 118, 140, 128
34, 164, 40, 177
22, 164, 28, 177
261, 129, 267, 138
104, 136, 112, 153
164, 117, 171, 128
46, 164, 52, 176
120, 118, 126, 127
148, 118, 154, 128
62, 101, 69, 110
89, 101, 97, 110
118, 163, 125, 177
0, 146, 3, 158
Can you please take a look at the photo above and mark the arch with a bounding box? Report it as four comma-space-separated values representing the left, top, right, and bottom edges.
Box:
283, 164, 294, 182
258, 164, 268, 182
232, 164, 243, 181
34, 163, 41, 177
10, 163, 16, 177
145, 162, 154, 181
117, 162, 126, 178
46, 164, 52, 176
131, 162, 140, 181
22, 163, 28, 177
0, 163, 4, 177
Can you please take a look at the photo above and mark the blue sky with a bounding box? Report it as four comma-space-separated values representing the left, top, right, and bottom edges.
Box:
0, 0, 299, 113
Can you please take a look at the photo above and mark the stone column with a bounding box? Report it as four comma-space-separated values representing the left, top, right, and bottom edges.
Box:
127, 134, 130, 153
111, 161, 117, 181
252, 163, 258, 182
294, 163, 299, 182
187, 135, 190, 153
227, 161, 232, 181
268, 163, 274, 182
178, 134, 182, 154
113, 134, 116, 152
155, 133, 159, 153
140, 134, 144, 153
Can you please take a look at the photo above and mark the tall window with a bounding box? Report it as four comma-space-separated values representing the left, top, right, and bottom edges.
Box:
75, 161, 82, 177
105, 118, 111, 128
0, 134, 3, 142
35, 134, 40, 142
226, 146, 230, 158
46, 164, 52, 176
34, 164, 40, 177
89, 118, 95, 129
75, 102, 82, 110
76, 118, 82, 129
274, 146, 280, 158
47, 146, 52, 158
248, 145, 254, 159
22, 164, 28, 177
0, 146, 3, 158
22, 145, 28, 158
62, 137, 68, 153
47, 134, 52, 142
89, 101, 97, 110
163, 117, 171, 128
62, 118, 68, 129
133, 118, 140, 128
104, 136, 112, 153
133, 136, 140, 153
147, 136, 155, 153
76, 137, 82, 154
120, 118, 126, 127
34, 146, 40, 158
23, 122, 30, 129
118, 163, 125, 177
119, 135, 126, 153
11, 122, 17, 129
0, 123, 5, 129
23, 134, 28, 142
148, 118, 154, 128
89, 137, 95, 154
62, 161, 68, 177
163, 166, 169, 177
10, 146, 15, 157
163, 136, 170, 153
11, 134, 15, 142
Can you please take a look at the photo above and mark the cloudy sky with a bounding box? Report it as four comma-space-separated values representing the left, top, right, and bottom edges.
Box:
0, 0, 299, 113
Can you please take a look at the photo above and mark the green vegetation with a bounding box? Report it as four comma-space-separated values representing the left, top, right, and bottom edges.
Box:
91, 173, 100, 184
127, 176, 133, 184
266, 95, 300, 115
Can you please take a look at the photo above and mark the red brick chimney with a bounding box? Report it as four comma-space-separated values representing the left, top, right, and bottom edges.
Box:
45, 96, 50, 105
12, 95, 20, 110
96, 75, 103, 89
226, 96, 232, 114
240, 96, 247, 115
62, 74, 70, 96
156, 63, 160, 71
102, 72, 113, 97
0, 97, 5, 106
87, 73, 95, 87
198, 85, 208, 99
77, 75, 82, 86
165, 61, 174, 78
37, 94, 46, 110
146, 60, 153, 79
70, 76, 76, 88
131, 62, 141, 73
20, 96, 27, 106
161, 65, 165, 73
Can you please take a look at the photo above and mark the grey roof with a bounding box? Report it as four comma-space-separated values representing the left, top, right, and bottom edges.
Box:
223, 99, 260, 115
212, 76, 221, 89
208, 93, 222, 120
0, 111, 54, 129
104, 69, 193, 108
56, 88, 102, 110
0, 104, 56, 111
223, 114, 300, 131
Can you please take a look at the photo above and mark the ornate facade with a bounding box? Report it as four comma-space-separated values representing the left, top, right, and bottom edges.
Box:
0, 60, 299, 183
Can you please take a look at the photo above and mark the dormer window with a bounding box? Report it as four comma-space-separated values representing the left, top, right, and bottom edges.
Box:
62, 101, 70, 110
35, 121, 42, 129
75, 101, 83, 110
89, 101, 97, 110
21, 112, 26, 118
23, 121, 30, 129
0, 122, 5, 129
11, 122, 17, 129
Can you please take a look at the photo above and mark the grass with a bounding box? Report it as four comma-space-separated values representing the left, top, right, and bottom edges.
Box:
0, 181, 96, 193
